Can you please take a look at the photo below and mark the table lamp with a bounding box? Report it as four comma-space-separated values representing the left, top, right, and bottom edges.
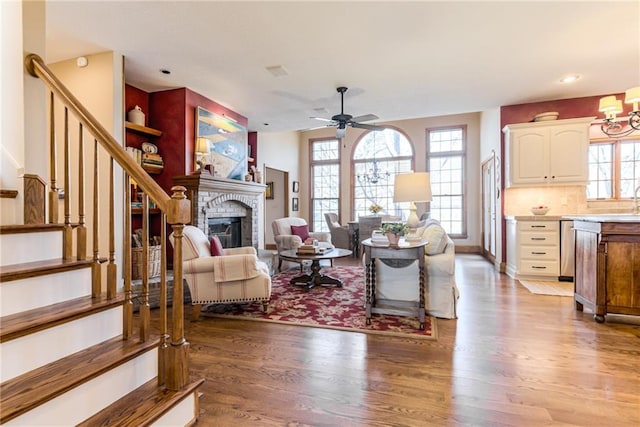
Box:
195, 137, 211, 171
393, 172, 432, 230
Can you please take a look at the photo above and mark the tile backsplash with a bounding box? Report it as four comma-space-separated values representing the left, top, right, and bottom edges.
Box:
504, 185, 633, 216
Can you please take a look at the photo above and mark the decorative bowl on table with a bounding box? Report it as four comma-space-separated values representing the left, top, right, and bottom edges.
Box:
530, 206, 549, 215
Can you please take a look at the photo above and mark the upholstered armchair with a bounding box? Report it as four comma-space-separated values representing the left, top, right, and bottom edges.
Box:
169, 225, 272, 321
324, 213, 352, 250
271, 217, 333, 271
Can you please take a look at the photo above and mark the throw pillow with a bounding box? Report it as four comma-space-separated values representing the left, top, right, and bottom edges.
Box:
422, 224, 448, 255
290, 224, 310, 241
209, 235, 224, 256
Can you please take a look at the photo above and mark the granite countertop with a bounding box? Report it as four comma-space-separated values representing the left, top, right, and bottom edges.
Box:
563, 214, 640, 223
504, 215, 564, 221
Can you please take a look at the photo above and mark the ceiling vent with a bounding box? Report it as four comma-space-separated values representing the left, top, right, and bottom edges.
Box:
265, 65, 289, 77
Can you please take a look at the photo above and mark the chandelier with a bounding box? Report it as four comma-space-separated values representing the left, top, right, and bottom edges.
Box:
598, 86, 640, 137
357, 158, 390, 185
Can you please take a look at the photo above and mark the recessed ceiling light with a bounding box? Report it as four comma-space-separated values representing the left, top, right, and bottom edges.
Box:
160, 69, 171, 75
560, 74, 580, 83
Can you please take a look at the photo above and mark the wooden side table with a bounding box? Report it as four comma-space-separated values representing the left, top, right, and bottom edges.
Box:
361, 238, 427, 329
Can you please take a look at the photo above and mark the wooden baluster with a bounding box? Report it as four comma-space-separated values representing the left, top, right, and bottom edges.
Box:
123, 175, 133, 339
76, 123, 87, 260
158, 212, 168, 386
166, 186, 191, 391
139, 193, 151, 342
92, 139, 101, 297
48, 91, 59, 224
62, 107, 73, 260
107, 157, 116, 299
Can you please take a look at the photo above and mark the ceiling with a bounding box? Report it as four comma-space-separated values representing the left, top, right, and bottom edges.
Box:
45, 1, 640, 133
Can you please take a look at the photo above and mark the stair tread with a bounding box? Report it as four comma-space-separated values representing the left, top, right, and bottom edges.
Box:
0, 334, 161, 424
0, 257, 93, 282
1, 293, 125, 343
0, 223, 64, 234
78, 377, 205, 427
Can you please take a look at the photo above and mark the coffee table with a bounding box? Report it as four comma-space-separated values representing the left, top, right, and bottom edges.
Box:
278, 248, 353, 291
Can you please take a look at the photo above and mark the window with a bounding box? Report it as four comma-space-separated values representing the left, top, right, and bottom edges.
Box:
310, 138, 340, 232
352, 129, 413, 219
587, 139, 640, 199
426, 126, 466, 237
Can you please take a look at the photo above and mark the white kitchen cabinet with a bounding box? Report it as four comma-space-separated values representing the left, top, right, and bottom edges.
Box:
503, 117, 595, 188
506, 219, 560, 280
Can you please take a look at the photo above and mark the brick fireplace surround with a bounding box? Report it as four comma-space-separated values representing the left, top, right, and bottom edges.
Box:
173, 173, 267, 248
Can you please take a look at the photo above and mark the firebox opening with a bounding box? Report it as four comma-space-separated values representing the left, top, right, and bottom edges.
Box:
208, 217, 241, 248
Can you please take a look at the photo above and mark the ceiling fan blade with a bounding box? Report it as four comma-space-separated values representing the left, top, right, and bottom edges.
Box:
350, 114, 379, 122
336, 127, 347, 138
310, 116, 335, 123
351, 122, 386, 131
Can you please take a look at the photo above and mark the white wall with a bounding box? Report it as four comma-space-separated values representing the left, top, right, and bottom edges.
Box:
48, 52, 125, 289
299, 112, 482, 248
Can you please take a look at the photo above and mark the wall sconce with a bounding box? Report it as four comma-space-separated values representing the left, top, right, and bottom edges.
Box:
599, 86, 640, 137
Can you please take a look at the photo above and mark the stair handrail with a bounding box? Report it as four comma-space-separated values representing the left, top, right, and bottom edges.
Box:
25, 53, 191, 391
25, 53, 172, 213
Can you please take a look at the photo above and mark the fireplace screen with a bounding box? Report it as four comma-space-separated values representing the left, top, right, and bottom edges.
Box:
208, 217, 241, 248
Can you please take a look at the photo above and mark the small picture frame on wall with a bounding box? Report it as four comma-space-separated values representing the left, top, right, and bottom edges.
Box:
266, 181, 274, 199
292, 197, 299, 212
292, 181, 299, 193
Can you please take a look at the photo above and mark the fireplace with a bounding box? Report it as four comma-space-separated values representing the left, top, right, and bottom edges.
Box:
173, 174, 266, 249
208, 217, 241, 248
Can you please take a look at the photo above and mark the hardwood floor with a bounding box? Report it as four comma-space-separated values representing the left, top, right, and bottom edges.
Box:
168, 254, 640, 426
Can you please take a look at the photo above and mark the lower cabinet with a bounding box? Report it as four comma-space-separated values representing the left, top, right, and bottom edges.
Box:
506, 219, 560, 279
574, 219, 640, 322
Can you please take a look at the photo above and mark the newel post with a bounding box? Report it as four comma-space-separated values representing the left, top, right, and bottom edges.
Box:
165, 186, 191, 390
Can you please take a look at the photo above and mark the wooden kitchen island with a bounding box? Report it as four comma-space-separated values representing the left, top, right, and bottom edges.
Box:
569, 215, 640, 323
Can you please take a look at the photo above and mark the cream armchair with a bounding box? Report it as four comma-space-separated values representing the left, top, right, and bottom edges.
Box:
169, 225, 272, 321
272, 217, 333, 271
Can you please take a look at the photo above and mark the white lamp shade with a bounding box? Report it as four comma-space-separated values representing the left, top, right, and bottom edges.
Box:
393, 172, 432, 203
624, 86, 640, 104
195, 137, 210, 153
598, 96, 621, 112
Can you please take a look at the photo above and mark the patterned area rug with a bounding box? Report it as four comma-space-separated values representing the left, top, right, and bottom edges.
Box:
201, 266, 436, 340
519, 280, 574, 296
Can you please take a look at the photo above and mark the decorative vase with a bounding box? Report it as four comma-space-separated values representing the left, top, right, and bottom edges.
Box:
385, 232, 400, 245
127, 105, 145, 126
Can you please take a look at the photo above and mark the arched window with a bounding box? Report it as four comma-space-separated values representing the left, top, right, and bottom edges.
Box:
353, 129, 413, 219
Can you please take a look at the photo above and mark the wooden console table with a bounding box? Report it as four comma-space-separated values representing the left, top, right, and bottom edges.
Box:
361, 238, 427, 329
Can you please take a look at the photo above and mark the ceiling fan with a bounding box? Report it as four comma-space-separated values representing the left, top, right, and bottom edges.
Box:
310, 86, 385, 138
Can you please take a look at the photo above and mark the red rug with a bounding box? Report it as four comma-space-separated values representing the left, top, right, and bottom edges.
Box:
202, 265, 436, 339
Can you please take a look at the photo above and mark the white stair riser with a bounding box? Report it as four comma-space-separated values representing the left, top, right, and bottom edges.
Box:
0, 231, 62, 265
153, 392, 199, 427
4, 348, 158, 426
0, 268, 92, 317
0, 307, 123, 382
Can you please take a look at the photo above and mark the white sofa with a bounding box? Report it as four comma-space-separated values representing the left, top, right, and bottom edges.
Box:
374, 220, 459, 319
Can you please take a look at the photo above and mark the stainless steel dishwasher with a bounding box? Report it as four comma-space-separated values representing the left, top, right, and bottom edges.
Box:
559, 220, 575, 281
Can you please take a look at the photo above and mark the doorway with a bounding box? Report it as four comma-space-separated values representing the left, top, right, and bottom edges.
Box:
481, 151, 498, 263
264, 166, 289, 249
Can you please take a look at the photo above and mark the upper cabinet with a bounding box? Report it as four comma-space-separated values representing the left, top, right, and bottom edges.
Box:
503, 117, 595, 188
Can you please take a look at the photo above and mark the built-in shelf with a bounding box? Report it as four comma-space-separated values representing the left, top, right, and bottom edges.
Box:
125, 121, 162, 137
131, 208, 161, 215
142, 164, 163, 174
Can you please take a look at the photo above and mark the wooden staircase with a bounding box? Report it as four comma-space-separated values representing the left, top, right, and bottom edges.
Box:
0, 224, 203, 426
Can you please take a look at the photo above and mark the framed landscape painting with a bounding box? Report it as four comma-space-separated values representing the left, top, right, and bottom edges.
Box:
196, 106, 247, 180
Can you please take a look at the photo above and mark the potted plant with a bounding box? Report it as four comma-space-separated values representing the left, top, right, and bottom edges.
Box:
381, 222, 408, 245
